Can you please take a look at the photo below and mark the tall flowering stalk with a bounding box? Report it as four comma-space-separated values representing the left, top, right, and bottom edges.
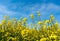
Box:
0, 12, 60, 41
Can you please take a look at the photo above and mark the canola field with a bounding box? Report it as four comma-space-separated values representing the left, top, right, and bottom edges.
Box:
0, 12, 60, 41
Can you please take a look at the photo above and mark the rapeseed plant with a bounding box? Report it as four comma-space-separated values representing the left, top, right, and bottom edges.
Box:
0, 12, 60, 41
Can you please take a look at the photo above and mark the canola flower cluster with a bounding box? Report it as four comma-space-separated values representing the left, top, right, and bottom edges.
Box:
0, 12, 60, 41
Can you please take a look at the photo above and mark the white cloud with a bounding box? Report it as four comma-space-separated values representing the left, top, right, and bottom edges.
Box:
0, 3, 60, 22
0, 5, 20, 16
24, 3, 60, 15
39, 3, 60, 16
20, 3, 60, 21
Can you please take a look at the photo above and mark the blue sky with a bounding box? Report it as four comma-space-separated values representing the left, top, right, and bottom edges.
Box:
0, 0, 60, 22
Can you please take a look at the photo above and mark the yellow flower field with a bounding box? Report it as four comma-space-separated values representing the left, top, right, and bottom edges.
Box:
0, 13, 60, 41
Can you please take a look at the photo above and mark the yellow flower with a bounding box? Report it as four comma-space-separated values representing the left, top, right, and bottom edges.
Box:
2, 20, 6, 24
36, 40, 39, 41
43, 25, 46, 29
55, 21, 58, 27
57, 28, 60, 32
21, 28, 30, 37
4, 16, 7, 19
49, 34, 57, 39
5, 32, 9, 36
12, 37, 17, 41
54, 40, 57, 41
41, 35, 44, 38
7, 20, 12, 26
21, 30, 25, 36
1, 30, 4, 32
38, 21, 42, 24
40, 38, 47, 41
30, 14, 34, 19
50, 15, 54, 20
37, 12, 41, 16
23, 18, 28, 21
45, 20, 49, 23
23, 18, 28, 23
48, 26, 51, 29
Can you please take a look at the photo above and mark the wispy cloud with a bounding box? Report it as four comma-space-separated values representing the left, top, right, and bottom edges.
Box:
0, 5, 30, 20
0, 2, 60, 22
19, 3, 60, 22
20, 3, 60, 16
0, 5, 19, 15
